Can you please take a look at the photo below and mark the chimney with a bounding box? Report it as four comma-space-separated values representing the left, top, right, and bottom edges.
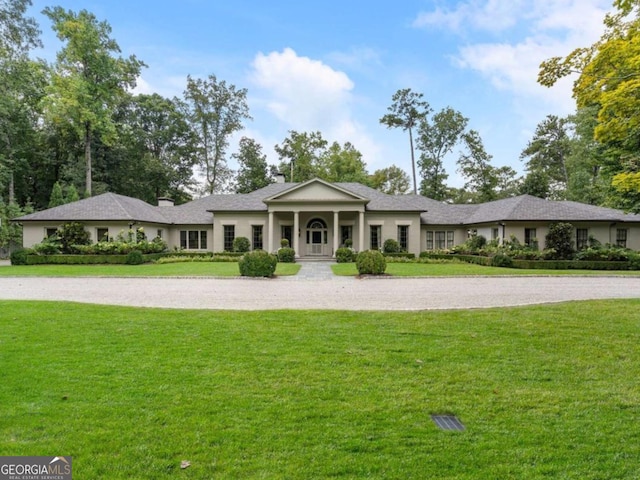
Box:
158, 197, 174, 207
275, 172, 286, 184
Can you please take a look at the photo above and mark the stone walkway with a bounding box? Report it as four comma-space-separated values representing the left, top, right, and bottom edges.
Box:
287, 261, 337, 281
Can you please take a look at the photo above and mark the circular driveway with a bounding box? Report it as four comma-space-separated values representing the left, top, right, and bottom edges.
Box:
0, 275, 638, 310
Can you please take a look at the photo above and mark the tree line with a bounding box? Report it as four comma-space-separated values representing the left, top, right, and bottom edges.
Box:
2, 0, 640, 253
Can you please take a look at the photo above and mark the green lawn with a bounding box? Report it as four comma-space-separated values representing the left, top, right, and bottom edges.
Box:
1, 300, 639, 479
0, 261, 300, 277
332, 261, 640, 276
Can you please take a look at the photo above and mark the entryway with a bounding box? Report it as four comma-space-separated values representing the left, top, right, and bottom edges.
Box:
305, 218, 329, 257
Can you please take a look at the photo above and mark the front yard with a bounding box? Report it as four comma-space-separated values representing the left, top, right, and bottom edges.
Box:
1, 300, 639, 478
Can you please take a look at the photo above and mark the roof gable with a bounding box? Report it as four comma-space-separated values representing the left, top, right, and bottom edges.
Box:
265, 178, 368, 203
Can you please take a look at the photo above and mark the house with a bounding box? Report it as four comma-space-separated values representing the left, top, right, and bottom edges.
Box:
15, 178, 640, 256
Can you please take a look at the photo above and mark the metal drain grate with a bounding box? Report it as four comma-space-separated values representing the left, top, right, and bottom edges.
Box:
431, 414, 465, 431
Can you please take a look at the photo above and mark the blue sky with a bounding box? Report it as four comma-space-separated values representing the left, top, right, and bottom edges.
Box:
28, 0, 612, 190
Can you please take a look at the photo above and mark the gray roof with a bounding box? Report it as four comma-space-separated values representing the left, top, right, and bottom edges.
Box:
421, 194, 640, 225
17, 193, 172, 224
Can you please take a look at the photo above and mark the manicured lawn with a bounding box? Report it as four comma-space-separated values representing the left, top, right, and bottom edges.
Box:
1, 300, 639, 479
332, 261, 640, 276
0, 261, 300, 277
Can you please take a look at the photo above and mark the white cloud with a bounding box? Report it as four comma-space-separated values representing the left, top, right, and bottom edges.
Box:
249, 47, 382, 168
413, 0, 527, 33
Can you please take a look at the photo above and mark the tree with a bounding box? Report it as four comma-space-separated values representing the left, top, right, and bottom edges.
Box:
42, 7, 144, 197
520, 170, 551, 198
275, 130, 327, 183
184, 74, 251, 194
233, 137, 273, 193
545, 222, 575, 259
318, 141, 369, 184
369, 165, 411, 195
520, 115, 571, 198
65, 184, 80, 203
380, 88, 430, 194
48, 181, 64, 207
457, 130, 498, 203
417, 107, 468, 200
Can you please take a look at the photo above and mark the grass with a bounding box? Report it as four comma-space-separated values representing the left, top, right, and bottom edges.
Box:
332, 261, 640, 276
1, 300, 639, 478
0, 262, 300, 277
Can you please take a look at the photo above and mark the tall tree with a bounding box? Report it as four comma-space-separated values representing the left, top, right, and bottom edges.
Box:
417, 107, 468, 200
318, 141, 368, 184
48, 181, 64, 207
184, 74, 251, 194
380, 88, 430, 194
369, 165, 411, 195
457, 130, 498, 203
42, 7, 144, 197
274, 130, 327, 182
520, 115, 571, 198
233, 137, 273, 193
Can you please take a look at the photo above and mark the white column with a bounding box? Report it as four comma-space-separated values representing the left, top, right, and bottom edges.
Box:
268, 211, 274, 253
359, 210, 365, 252
293, 211, 300, 258
333, 211, 340, 257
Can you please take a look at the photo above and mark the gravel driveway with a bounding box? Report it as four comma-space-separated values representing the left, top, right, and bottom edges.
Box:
0, 275, 638, 310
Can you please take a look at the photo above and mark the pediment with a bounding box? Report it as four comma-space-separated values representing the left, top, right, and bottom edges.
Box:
265, 178, 367, 203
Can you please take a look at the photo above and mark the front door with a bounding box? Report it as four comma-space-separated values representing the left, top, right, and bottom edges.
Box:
311, 230, 323, 254
306, 218, 327, 256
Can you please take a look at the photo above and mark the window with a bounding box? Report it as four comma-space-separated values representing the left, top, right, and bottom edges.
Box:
341, 225, 352, 246
281, 225, 293, 247
156, 229, 163, 239
426, 231, 434, 250
46, 228, 58, 238
223, 225, 235, 251
252, 225, 263, 250
397, 225, 409, 251
616, 228, 628, 248
524, 228, 537, 248
576, 228, 589, 250
426, 231, 454, 250
492, 228, 499, 241
370, 225, 381, 250
180, 230, 207, 249
96, 228, 109, 242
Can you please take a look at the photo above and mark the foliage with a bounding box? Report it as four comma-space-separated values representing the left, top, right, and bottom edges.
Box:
277, 247, 296, 263
369, 165, 410, 194
275, 130, 327, 183
318, 141, 369, 184
238, 250, 277, 277
233, 137, 273, 193
491, 253, 514, 268
42, 7, 145, 196
418, 106, 468, 200
32, 236, 61, 255
380, 88, 430, 193
48, 181, 64, 207
355, 249, 387, 275
280, 238, 290, 248
56, 222, 91, 253
125, 250, 144, 265
184, 74, 251, 194
574, 244, 635, 262
335, 247, 355, 263
383, 238, 400, 253
457, 130, 504, 202
545, 222, 575, 260
232, 236, 250, 253
74, 237, 167, 255
0, 199, 30, 250
9, 248, 29, 265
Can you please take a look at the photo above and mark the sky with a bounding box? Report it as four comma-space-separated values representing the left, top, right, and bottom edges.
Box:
27, 0, 614, 190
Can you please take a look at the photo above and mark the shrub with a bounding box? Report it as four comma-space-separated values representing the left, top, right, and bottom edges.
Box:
57, 222, 91, 253
383, 238, 400, 253
545, 222, 575, 260
344, 238, 353, 248
280, 238, 290, 248
355, 249, 387, 275
233, 236, 251, 253
491, 253, 514, 268
10, 248, 29, 265
468, 234, 487, 251
335, 247, 355, 263
628, 252, 640, 270
238, 250, 277, 277
32, 237, 61, 255
277, 247, 296, 263
126, 250, 144, 265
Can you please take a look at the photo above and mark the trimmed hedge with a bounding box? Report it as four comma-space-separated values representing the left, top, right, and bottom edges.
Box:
277, 247, 296, 263
383, 252, 416, 260
355, 250, 387, 275
238, 250, 278, 277
25, 253, 166, 265
335, 247, 355, 263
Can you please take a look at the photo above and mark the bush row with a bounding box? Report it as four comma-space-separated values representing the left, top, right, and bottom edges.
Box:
22, 253, 166, 265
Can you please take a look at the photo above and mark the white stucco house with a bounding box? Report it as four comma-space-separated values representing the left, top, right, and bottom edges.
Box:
15, 177, 640, 256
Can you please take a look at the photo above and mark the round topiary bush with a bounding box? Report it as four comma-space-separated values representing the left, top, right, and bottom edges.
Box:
239, 250, 277, 277
126, 250, 144, 265
277, 247, 296, 263
10, 248, 29, 265
356, 249, 387, 275
233, 236, 251, 253
383, 238, 400, 253
280, 238, 290, 248
491, 253, 514, 268
335, 247, 354, 263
